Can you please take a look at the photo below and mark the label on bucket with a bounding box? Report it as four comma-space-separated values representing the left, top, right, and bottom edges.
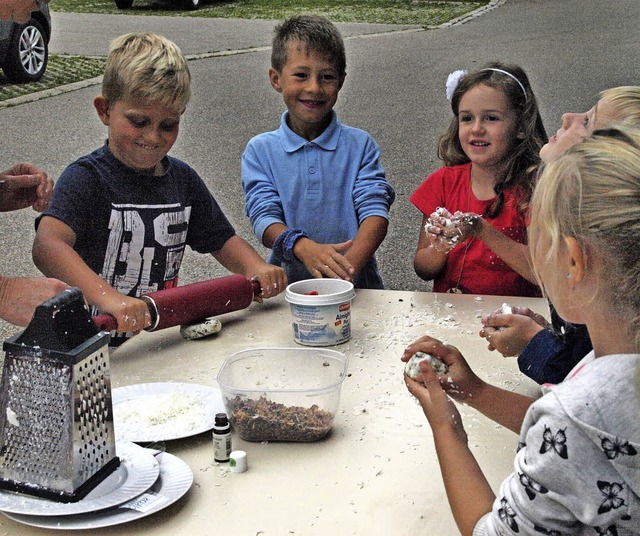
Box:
291, 302, 351, 346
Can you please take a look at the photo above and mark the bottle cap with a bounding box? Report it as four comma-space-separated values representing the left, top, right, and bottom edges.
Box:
214, 413, 229, 426
229, 450, 247, 473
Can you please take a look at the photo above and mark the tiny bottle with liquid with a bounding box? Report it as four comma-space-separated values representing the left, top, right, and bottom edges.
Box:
213, 412, 232, 462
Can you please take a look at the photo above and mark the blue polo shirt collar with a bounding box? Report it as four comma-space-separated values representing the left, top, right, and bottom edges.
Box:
279, 110, 340, 153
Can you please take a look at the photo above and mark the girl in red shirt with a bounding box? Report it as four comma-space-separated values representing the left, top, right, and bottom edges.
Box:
411, 62, 547, 296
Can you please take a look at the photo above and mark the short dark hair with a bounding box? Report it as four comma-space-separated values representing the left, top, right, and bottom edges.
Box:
271, 15, 346, 76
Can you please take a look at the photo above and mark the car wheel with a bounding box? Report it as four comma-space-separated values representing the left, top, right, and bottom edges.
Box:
2, 19, 48, 83
114, 0, 134, 8
182, 0, 200, 10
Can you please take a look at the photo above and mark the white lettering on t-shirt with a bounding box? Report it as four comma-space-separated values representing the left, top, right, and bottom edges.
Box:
100, 204, 191, 294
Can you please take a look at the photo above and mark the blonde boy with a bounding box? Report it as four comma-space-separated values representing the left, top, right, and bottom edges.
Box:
33, 33, 286, 346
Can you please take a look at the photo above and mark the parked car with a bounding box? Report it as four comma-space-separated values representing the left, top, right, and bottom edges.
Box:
0, 0, 51, 83
115, 0, 202, 9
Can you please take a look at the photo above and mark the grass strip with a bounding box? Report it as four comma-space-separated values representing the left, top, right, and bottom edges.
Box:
50, 0, 488, 26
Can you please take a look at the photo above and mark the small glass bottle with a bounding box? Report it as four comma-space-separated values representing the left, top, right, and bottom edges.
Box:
213, 412, 231, 462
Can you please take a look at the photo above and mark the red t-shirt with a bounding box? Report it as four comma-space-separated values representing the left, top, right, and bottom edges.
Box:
410, 163, 540, 297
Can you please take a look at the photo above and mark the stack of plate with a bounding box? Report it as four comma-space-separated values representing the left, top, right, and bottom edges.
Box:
0, 382, 223, 530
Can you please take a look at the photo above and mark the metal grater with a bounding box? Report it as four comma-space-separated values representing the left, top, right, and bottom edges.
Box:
0, 288, 120, 502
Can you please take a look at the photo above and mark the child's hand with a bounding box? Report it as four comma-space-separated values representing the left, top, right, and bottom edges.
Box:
249, 264, 287, 301
452, 211, 482, 242
425, 208, 459, 252
404, 351, 467, 442
98, 293, 152, 334
293, 238, 355, 281
402, 336, 483, 404
479, 307, 548, 356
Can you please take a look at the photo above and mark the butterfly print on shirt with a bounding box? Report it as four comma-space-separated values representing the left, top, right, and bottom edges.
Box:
600, 436, 638, 460
532, 525, 561, 535
498, 497, 519, 532
594, 525, 618, 536
518, 472, 549, 500
597, 480, 626, 515
539, 425, 568, 459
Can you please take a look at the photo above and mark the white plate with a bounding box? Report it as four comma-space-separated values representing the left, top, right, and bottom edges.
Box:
112, 382, 224, 442
2, 450, 193, 530
0, 442, 159, 516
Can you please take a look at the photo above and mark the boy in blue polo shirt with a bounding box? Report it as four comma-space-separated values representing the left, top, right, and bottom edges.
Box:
241, 15, 395, 289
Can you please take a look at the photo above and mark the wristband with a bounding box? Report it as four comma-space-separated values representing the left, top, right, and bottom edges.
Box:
273, 228, 308, 262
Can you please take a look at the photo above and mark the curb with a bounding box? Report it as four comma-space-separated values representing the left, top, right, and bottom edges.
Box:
0, 0, 505, 109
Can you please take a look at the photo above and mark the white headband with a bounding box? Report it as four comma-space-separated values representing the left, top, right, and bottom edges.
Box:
445, 68, 528, 101
482, 68, 527, 99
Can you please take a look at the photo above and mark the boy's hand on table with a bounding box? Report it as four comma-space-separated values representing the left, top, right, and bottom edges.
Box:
293, 238, 355, 281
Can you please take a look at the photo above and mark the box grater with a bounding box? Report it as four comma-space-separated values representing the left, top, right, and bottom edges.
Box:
0, 288, 120, 502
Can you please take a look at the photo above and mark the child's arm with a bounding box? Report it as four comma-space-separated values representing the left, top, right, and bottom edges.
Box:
211, 235, 287, 299
342, 215, 388, 277
33, 216, 151, 333
414, 214, 448, 281
428, 211, 536, 282
472, 217, 536, 282
405, 365, 495, 536
263, 223, 355, 281
402, 336, 535, 433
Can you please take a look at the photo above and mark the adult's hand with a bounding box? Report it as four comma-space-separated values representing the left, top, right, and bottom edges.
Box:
0, 162, 54, 212
0, 276, 70, 326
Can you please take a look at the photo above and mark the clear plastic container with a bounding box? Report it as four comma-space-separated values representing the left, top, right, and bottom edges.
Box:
216, 348, 348, 442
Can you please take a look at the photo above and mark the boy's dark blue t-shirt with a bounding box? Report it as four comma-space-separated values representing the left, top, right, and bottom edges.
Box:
39, 144, 236, 345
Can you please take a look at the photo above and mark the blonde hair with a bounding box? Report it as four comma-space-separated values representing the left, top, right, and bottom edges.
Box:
529, 126, 640, 350
599, 86, 640, 128
102, 32, 191, 112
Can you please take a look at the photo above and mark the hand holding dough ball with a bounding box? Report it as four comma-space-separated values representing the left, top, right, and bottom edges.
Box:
404, 351, 449, 379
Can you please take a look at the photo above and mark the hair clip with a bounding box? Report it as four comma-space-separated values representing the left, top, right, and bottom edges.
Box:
445, 69, 467, 101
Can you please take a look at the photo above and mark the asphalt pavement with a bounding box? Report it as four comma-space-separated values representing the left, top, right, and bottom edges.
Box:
1, 0, 639, 340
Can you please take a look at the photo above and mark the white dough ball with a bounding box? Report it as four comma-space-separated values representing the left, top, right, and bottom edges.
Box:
404, 351, 449, 379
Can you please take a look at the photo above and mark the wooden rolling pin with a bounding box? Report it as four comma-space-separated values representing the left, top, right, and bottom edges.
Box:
92, 274, 261, 332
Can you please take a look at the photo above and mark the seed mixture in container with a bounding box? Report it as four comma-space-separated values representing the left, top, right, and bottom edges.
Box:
226, 395, 334, 442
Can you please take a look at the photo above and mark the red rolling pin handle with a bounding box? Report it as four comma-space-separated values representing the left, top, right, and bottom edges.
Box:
93, 313, 118, 332
92, 275, 262, 333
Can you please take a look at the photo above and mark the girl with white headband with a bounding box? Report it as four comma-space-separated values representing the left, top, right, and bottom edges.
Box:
411, 62, 547, 296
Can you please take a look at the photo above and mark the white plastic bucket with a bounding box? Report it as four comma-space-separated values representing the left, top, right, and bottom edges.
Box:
285, 279, 356, 346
